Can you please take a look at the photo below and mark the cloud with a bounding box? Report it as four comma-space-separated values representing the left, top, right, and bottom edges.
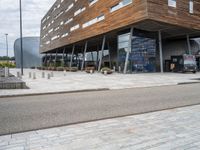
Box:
0, 0, 56, 56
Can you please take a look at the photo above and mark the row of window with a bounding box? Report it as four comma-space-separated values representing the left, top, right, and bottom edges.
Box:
42, 0, 195, 45
42, 0, 132, 42
42, 0, 99, 26
41, 0, 134, 45
168, 0, 194, 13
42, 14, 105, 41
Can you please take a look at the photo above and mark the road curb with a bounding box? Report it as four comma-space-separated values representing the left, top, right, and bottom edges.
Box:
178, 81, 200, 85
0, 88, 110, 98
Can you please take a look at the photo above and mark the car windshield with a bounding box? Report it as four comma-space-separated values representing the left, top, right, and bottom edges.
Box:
184, 55, 196, 65
184, 59, 196, 65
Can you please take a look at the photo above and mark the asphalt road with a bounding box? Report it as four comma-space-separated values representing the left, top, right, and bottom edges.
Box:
1, 83, 200, 135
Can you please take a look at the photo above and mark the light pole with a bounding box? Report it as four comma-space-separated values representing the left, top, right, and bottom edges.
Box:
19, 0, 24, 75
5, 33, 8, 63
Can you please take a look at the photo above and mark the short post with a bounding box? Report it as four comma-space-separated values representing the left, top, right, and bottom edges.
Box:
29, 72, 32, 78
47, 73, 51, 79
63, 70, 66, 76
4, 67, 9, 77
51, 72, 54, 77
118, 66, 121, 73
113, 66, 116, 72
90, 70, 93, 74
33, 72, 36, 80
42, 72, 45, 78
17, 72, 21, 78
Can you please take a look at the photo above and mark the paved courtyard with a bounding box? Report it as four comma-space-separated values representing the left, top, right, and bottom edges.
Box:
0, 69, 200, 96
0, 104, 200, 150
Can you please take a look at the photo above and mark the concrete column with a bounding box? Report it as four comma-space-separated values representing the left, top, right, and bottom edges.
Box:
91, 52, 94, 62
96, 45, 99, 70
81, 41, 88, 71
124, 27, 134, 74
98, 35, 106, 72
70, 45, 75, 69
49, 53, 52, 67
54, 50, 58, 67
62, 48, 66, 67
107, 41, 112, 68
187, 35, 192, 55
44, 53, 47, 66
158, 30, 164, 73
62, 48, 66, 60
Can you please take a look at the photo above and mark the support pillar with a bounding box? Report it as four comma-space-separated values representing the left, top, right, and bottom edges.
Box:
81, 41, 88, 71
107, 41, 112, 68
62, 48, 66, 67
70, 45, 75, 69
44, 53, 47, 66
49, 53, 52, 67
91, 52, 94, 62
158, 30, 164, 73
62, 48, 65, 60
96, 45, 99, 70
124, 27, 134, 74
98, 35, 106, 72
54, 50, 58, 67
187, 35, 192, 55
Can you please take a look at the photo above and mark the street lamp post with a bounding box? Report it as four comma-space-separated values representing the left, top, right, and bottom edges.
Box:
19, 0, 24, 75
5, 33, 8, 63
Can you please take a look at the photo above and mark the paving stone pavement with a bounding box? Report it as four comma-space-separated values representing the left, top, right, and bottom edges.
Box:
0, 69, 200, 96
0, 105, 200, 150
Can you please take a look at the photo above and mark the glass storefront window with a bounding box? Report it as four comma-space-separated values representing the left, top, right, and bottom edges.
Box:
118, 32, 156, 73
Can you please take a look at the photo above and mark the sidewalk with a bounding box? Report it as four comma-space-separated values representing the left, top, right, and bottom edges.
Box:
0, 104, 200, 150
0, 69, 199, 97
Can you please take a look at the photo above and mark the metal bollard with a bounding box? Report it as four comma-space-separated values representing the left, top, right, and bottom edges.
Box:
17, 72, 21, 79
113, 66, 116, 72
4, 67, 9, 77
118, 66, 121, 73
90, 70, 93, 74
29, 72, 32, 79
51, 72, 54, 77
42, 72, 45, 78
63, 70, 66, 76
47, 73, 51, 79
33, 72, 36, 80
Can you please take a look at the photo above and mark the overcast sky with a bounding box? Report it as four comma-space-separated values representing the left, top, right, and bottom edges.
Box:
0, 0, 56, 56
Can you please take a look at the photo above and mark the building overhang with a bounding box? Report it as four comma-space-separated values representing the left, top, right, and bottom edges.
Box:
42, 19, 200, 54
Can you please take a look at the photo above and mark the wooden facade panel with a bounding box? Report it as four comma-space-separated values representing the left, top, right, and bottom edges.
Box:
40, 0, 200, 53
147, 0, 200, 30
40, 0, 148, 53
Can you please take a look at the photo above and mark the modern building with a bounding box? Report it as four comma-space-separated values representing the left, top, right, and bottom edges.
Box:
14, 37, 43, 68
40, 0, 200, 73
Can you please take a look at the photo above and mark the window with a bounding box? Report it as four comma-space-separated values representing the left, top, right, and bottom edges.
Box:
45, 41, 50, 45
51, 35, 60, 41
65, 3, 74, 13
48, 28, 53, 33
110, 0, 132, 13
65, 18, 73, 25
70, 24, 80, 31
82, 14, 105, 28
74, 7, 86, 16
189, 0, 194, 13
89, 0, 98, 6
61, 32, 69, 38
168, 0, 176, 8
